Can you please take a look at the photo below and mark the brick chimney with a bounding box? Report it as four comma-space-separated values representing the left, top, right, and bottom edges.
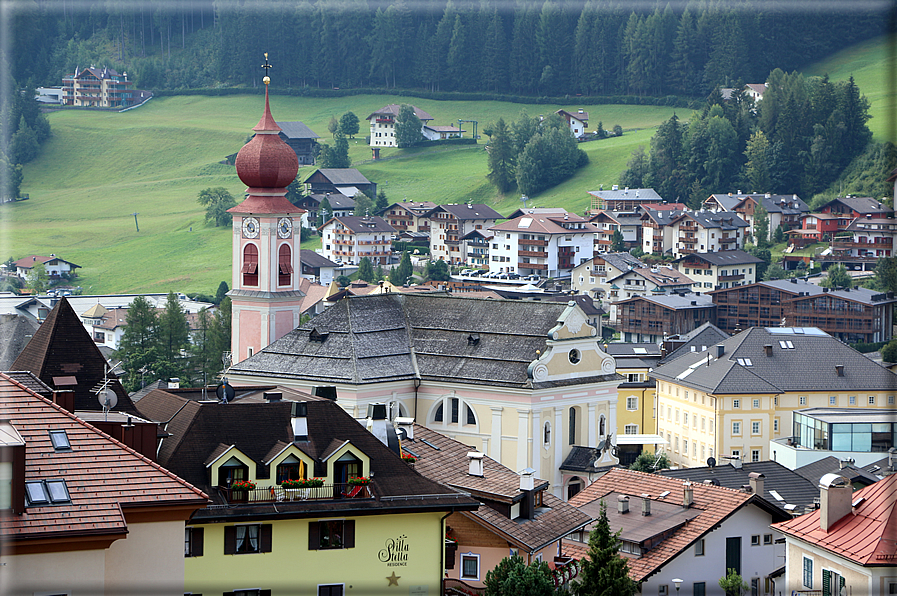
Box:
618, 495, 630, 514
683, 481, 694, 508
641, 494, 651, 516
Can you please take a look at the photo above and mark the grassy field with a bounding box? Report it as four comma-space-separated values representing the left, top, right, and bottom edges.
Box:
4, 94, 679, 294
803, 34, 895, 143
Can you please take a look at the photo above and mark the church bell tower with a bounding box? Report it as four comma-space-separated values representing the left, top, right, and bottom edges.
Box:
228, 54, 305, 364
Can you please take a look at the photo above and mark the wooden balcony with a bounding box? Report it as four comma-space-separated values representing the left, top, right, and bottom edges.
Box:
519, 239, 549, 247
518, 249, 546, 258
718, 273, 745, 281
719, 236, 737, 244
833, 240, 893, 249
519, 262, 548, 270
221, 483, 373, 504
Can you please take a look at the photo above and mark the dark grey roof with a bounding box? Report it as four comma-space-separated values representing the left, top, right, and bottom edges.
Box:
734, 278, 897, 306
275, 121, 320, 139
300, 250, 338, 269
675, 250, 763, 267
651, 327, 897, 394
862, 455, 897, 477
605, 343, 662, 357
660, 460, 820, 513
641, 209, 684, 225
324, 194, 357, 210
793, 456, 881, 488
333, 215, 395, 234
594, 252, 645, 271
676, 211, 748, 230
0, 314, 39, 370
589, 188, 661, 201
230, 294, 619, 389
315, 168, 371, 186
660, 322, 729, 364
753, 194, 809, 215
3, 371, 52, 396
615, 293, 715, 310
706, 194, 743, 211
559, 446, 611, 474
821, 196, 893, 215
548, 295, 604, 316
426, 204, 503, 221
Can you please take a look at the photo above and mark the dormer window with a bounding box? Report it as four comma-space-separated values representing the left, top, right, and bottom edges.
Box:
49, 429, 71, 451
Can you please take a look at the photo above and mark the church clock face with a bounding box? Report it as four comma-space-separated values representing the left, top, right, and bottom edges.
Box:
242, 217, 259, 239
277, 217, 293, 239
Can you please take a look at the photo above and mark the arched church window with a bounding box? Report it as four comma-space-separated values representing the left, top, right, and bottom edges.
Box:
242, 244, 258, 287
278, 244, 292, 286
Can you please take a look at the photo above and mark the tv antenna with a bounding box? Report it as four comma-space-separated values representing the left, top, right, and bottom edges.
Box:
92, 360, 123, 421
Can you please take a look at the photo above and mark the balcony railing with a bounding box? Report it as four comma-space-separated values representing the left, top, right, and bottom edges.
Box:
518, 249, 546, 258
719, 236, 737, 244
519, 262, 548, 270
718, 273, 745, 281
833, 240, 893, 249
221, 483, 373, 504
519, 239, 548, 247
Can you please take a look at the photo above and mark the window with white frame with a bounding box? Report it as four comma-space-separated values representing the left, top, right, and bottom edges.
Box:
849, 396, 856, 405
733, 399, 740, 409
830, 396, 837, 405
695, 539, 705, 556
751, 421, 760, 434
774, 419, 779, 432
802, 556, 813, 588
751, 449, 760, 462
869, 395, 875, 405
800, 396, 807, 405
626, 397, 638, 411
752, 399, 759, 409
460, 553, 480, 581
625, 424, 638, 434
701, 417, 706, 431
683, 412, 688, 426
733, 421, 741, 434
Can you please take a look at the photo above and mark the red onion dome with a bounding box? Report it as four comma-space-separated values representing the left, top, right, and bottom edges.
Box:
234, 90, 299, 190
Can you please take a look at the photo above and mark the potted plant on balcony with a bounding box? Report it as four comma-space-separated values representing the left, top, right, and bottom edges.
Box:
284, 478, 324, 489
401, 454, 417, 465
347, 476, 371, 486
230, 480, 256, 491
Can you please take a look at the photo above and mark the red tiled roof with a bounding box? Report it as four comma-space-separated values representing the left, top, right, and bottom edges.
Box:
772, 474, 897, 567
0, 373, 207, 544
567, 468, 762, 582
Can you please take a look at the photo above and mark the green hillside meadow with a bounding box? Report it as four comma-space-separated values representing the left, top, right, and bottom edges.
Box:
3, 36, 890, 295
4, 94, 677, 294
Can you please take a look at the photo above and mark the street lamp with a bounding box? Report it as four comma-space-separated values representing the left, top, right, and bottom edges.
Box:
672, 578, 683, 595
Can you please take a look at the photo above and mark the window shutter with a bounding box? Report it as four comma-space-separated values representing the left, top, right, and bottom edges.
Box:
193, 527, 204, 557
344, 520, 355, 548
260, 524, 273, 552
822, 569, 831, 596
308, 521, 320, 550
224, 526, 236, 555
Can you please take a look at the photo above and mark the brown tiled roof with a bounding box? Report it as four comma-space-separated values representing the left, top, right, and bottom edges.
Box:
409, 425, 591, 552
0, 373, 207, 544
567, 468, 785, 582
772, 473, 897, 567
12, 297, 139, 415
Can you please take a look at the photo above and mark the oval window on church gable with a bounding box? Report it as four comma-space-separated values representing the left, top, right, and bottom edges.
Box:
242, 243, 259, 287
278, 244, 292, 286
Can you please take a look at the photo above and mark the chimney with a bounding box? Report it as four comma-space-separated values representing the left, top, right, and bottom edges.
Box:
366, 403, 400, 454
764, 344, 773, 357
264, 391, 282, 402
749, 472, 765, 496
715, 344, 725, 358
835, 365, 844, 377
520, 467, 535, 491
839, 458, 855, 470
467, 452, 485, 477
618, 495, 630, 514
641, 494, 651, 516
168, 378, 180, 389
291, 401, 309, 441
888, 447, 896, 471
683, 481, 694, 508
395, 416, 415, 441
52, 390, 75, 414
819, 473, 852, 532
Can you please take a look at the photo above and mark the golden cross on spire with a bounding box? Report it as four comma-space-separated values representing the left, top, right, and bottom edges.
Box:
261, 52, 273, 85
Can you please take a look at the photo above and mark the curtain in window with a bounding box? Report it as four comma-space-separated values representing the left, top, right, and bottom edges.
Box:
236, 525, 259, 553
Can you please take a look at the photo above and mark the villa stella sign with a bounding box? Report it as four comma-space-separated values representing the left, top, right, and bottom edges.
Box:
379, 534, 409, 567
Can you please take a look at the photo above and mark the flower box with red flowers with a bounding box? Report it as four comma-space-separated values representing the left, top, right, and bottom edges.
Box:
283, 478, 324, 489
347, 476, 371, 486
230, 480, 256, 491
401, 454, 417, 464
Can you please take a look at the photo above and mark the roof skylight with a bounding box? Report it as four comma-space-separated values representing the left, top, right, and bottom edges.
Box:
49, 429, 71, 451
25, 479, 72, 506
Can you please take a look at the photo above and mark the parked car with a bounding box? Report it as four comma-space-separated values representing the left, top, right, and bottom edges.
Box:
507, 273, 521, 279
460, 269, 473, 276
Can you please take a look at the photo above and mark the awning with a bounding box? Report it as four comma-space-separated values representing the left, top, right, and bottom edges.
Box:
615, 434, 668, 446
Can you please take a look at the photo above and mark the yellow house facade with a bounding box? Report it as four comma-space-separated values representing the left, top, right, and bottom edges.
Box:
652, 327, 897, 469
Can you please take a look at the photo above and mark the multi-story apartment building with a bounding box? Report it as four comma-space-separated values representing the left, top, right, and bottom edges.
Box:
366, 104, 433, 148
489, 212, 594, 277
571, 252, 645, 301
320, 215, 395, 265
703, 193, 809, 242
832, 215, 895, 259
651, 326, 897, 469
711, 278, 896, 343
379, 201, 437, 232
603, 343, 663, 466
427, 204, 503, 266
589, 211, 644, 252
588, 187, 662, 212
670, 211, 749, 258
615, 293, 717, 343
641, 209, 683, 255
462, 229, 493, 268
674, 250, 763, 291
62, 66, 135, 107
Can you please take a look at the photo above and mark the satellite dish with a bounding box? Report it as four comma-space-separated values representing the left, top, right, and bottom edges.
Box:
707, 457, 717, 468
216, 382, 235, 403
99, 388, 118, 410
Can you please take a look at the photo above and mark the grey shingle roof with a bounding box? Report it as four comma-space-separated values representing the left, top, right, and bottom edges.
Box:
660, 322, 729, 364
0, 314, 39, 371
300, 249, 338, 268
596, 252, 645, 271
427, 204, 503, 221
732, 278, 897, 307
589, 188, 661, 201
675, 211, 748, 230
332, 215, 395, 234
675, 249, 763, 267
651, 327, 897, 394
615, 293, 715, 310
793, 456, 882, 488
314, 168, 371, 186
230, 294, 618, 388
660, 460, 821, 513
275, 121, 320, 139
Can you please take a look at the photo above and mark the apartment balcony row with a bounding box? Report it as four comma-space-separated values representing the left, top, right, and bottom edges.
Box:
519, 239, 549, 247
518, 249, 547, 258
221, 483, 373, 505
719, 236, 737, 244
833, 239, 893, 249
718, 273, 745, 282
519, 262, 548, 270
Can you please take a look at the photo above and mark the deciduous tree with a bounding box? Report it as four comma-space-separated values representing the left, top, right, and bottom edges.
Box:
395, 104, 424, 148
628, 451, 670, 473
197, 187, 237, 227
338, 111, 360, 138
26, 261, 49, 294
